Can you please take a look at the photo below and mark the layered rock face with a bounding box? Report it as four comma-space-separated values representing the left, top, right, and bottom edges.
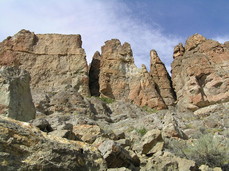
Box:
0, 29, 90, 97
150, 50, 176, 106
91, 39, 166, 109
0, 66, 35, 121
172, 34, 229, 111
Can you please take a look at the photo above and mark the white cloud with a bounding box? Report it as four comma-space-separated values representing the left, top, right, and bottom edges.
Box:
213, 36, 229, 44
0, 0, 182, 71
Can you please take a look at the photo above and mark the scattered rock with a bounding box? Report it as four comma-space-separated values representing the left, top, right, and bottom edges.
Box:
0, 116, 107, 170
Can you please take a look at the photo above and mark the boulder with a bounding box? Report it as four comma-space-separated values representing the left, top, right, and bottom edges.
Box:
171, 33, 229, 111
133, 129, 164, 155
143, 152, 197, 171
94, 39, 166, 109
150, 50, 176, 106
98, 140, 139, 168
0, 66, 35, 121
73, 124, 103, 143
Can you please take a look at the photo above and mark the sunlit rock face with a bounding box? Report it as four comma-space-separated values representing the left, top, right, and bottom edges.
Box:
150, 50, 176, 106
95, 39, 167, 109
0, 29, 90, 96
172, 33, 229, 111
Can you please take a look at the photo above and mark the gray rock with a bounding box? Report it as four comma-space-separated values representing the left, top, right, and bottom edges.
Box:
133, 129, 164, 155
98, 140, 139, 168
0, 66, 35, 121
0, 116, 107, 170
48, 129, 77, 140
31, 118, 52, 132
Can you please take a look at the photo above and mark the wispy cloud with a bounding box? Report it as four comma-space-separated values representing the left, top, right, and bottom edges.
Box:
213, 35, 229, 44
0, 0, 182, 71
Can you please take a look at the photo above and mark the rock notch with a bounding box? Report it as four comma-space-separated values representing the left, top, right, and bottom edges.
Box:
172, 33, 229, 111
0, 66, 35, 121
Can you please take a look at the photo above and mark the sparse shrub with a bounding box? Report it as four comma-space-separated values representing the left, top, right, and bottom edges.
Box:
142, 106, 158, 113
97, 97, 115, 104
166, 133, 229, 168
135, 127, 147, 136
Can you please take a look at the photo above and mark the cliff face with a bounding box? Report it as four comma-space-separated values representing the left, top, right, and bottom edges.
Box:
0, 30, 229, 171
150, 50, 176, 106
0, 29, 90, 97
172, 34, 229, 111
90, 39, 167, 109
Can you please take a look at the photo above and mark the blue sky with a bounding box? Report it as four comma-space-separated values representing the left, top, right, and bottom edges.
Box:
0, 0, 229, 71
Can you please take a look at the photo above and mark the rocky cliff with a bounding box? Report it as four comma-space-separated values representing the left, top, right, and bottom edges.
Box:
0, 29, 90, 96
172, 34, 229, 111
0, 30, 229, 171
90, 39, 167, 109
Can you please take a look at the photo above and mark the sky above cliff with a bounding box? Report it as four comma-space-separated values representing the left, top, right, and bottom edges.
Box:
0, 0, 229, 71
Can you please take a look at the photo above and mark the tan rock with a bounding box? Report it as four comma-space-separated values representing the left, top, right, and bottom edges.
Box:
0, 116, 107, 170
133, 129, 164, 155
150, 50, 176, 106
73, 124, 102, 143
98, 39, 166, 109
172, 34, 229, 111
0, 30, 90, 109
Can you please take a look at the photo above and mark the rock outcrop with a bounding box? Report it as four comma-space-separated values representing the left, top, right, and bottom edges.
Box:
0, 116, 107, 170
90, 39, 167, 109
172, 33, 229, 111
0, 66, 35, 121
150, 50, 176, 106
0, 29, 90, 103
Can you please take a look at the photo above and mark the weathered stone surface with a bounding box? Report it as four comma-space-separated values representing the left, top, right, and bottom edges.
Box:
0, 116, 107, 171
150, 50, 176, 106
98, 39, 166, 109
0, 29, 90, 109
89, 51, 101, 96
162, 113, 188, 139
48, 129, 77, 140
143, 152, 197, 171
0, 66, 35, 121
73, 124, 103, 143
172, 33, 229, 111
98, 139, 139, 169
133, 129, 164, 155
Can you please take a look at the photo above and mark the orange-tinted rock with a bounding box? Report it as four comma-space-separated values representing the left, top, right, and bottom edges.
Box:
171, 34, 229, 111
0, 30, 90, 97
98, 39, 166, 109
150, 50, 176, 106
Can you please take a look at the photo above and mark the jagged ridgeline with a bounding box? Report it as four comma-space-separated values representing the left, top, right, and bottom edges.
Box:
0, 30, 228, 170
